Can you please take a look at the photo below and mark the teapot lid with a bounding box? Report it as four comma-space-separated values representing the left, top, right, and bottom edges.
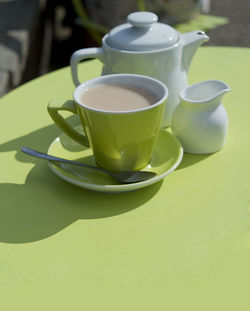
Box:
106, 12, 179, 52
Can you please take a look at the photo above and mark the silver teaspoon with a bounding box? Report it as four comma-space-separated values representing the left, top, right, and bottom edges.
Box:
21, 147, 157, 184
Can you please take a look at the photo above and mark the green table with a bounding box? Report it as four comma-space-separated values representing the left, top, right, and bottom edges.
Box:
0, 47, 249, 310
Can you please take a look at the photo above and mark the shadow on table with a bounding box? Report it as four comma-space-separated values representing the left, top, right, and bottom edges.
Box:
0, 165, 163, 244
176, 152, 211, 170
0, 121, 210, 244
0, 120, 163, 244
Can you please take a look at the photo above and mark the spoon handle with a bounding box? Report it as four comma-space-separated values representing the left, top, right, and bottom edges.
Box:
21, 147, 101, 171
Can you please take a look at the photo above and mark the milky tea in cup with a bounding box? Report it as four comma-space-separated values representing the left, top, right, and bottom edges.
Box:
48, 74, 168, 172
80, 84, 157, 112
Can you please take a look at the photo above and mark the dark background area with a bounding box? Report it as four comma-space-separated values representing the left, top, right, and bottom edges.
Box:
0, 0, 249, 97
48, 0, 250, 70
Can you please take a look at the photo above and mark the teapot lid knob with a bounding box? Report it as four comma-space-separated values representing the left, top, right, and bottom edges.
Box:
127, 12, 158, 28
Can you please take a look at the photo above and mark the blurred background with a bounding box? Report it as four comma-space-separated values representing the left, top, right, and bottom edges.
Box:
0, 0, 249, 97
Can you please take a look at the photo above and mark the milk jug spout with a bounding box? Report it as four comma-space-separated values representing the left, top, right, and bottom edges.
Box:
206, 80, 231, 105
182, 31, 209, 73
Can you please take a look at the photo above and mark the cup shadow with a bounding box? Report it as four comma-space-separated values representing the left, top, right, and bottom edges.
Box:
0, 120, 163, 244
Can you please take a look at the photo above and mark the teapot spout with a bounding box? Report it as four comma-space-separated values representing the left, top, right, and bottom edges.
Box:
182, 31, 209, 73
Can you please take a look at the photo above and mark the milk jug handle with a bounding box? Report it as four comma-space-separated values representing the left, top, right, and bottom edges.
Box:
70, 48, 104, 86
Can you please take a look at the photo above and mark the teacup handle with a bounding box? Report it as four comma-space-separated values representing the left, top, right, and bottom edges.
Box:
70, 48, 104, 86
48, 100, 90, 147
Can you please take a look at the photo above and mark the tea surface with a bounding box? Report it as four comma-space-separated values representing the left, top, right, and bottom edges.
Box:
80, 84, 156, 112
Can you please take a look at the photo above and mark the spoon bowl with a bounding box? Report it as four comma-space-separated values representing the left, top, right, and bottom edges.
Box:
21, 147, 157, 184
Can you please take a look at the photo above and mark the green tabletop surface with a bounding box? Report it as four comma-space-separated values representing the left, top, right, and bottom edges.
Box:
0, 47, 250, 310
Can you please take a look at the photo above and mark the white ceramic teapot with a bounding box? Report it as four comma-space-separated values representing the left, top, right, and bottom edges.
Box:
70, 11, 209, 127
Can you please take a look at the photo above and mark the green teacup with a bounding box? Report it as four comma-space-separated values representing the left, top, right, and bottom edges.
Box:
48, 74, 168, 172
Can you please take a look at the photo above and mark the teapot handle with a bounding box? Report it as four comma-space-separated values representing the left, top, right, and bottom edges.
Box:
70, 48, 104, 86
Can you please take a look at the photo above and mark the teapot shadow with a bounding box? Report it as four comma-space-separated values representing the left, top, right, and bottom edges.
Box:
0, 120, 163, 244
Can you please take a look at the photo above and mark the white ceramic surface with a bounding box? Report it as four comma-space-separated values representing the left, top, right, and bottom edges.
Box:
171, 80, 231, 154
107, 11, 179, 51
70, 11, 209, 127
